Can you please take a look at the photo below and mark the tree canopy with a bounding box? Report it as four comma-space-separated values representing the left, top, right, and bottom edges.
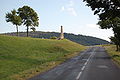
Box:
83, 0, 120, 51
18, 6, 39, 37
6, 9, 22, 36
5, 6, 39, 37
83, 0, 120, 20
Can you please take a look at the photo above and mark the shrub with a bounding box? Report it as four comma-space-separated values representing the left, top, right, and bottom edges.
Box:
50, 36, 57, 39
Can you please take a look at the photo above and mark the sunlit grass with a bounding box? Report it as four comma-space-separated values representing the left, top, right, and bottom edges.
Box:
103, 44, 120, 66
0, 35, 86, 80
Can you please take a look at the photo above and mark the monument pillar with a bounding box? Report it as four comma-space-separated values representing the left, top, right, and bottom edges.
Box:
60, 26, 64, 39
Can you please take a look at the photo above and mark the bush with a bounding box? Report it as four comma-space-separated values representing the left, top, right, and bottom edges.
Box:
50, 36, 57, 39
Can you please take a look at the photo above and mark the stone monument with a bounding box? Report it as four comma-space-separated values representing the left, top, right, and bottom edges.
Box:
59, 26, 64, 40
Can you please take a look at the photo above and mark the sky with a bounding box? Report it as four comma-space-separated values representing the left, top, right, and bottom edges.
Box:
0, 0, 113, 41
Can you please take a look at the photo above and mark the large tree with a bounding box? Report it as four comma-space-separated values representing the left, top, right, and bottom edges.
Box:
6, 9, 22, 36
83, 0, 120, 20
110, 36, 120, 51
98, 17, 120, 51
83, 0, 120, 50
18, 6, 39, 37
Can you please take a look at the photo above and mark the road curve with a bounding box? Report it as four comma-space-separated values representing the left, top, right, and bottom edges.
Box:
28, 47, 120, 80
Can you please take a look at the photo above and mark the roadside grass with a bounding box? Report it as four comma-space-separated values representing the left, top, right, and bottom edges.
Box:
0, 35, 87, 80
103, 44, 120, 66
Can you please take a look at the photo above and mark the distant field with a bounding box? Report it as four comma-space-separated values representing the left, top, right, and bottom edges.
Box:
103, 45, 120, 66
0, 35, 86, 80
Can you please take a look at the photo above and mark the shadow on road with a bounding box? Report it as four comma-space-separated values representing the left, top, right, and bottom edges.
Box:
92, 55, 120, 60
92, 56, 111, 60
112, 55, 120, 58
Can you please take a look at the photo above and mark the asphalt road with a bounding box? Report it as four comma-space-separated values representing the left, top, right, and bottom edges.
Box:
28, 47, 120, 80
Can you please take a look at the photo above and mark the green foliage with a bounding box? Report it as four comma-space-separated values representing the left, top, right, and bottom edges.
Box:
83, 0, 120, 51
98, 19, 112, 29
5, 6, 39, 37
50, 36, 57, 39
104, 45, 120, 65
31, 27, 36, 32
110, 36, 120, 51
17, 6, 39, 37
83, 0, 120, 20
98, 17, 120, 51
6, 9, 22, 36
0, 35, 86, 80
98, 17, 120, 29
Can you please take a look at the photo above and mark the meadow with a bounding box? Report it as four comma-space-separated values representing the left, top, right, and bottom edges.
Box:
0, 35, 86, 80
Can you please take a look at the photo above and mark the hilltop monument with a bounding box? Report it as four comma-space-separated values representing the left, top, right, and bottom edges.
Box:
59, 26, 64, 40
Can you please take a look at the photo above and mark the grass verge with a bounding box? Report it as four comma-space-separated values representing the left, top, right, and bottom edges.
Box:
103, 45, 120, 66
0, 35, 87, 80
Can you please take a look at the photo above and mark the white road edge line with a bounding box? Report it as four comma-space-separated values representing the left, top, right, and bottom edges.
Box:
76, 72, 82, 80
81, 66, 85, 71
84, 62, 87, 66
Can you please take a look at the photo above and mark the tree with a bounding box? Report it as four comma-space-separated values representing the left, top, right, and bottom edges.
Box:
110, 36, 120, 51
6, 9, 22, 36
83, 0, 120, 51
98, 17, 120, 51
18, 6, 39, 37
31, 27, 36, 32
83, 0, 120, 20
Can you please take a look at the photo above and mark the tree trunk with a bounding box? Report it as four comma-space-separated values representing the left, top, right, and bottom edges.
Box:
116, 45, 119, 51
118, 45, 120, 51
16, 25, 19, 36
27, 26, 29, 37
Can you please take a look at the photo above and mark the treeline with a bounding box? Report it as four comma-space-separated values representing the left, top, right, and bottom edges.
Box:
4, 31, 109, 46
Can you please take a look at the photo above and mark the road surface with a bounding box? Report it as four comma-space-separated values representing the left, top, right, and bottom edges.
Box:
28, 47, 120, 80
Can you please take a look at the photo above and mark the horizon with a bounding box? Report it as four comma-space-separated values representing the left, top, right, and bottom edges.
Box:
1, 30, 110, 42
0, 0, 113, 41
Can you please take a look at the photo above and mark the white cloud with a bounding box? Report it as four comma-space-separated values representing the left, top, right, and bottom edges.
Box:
67, 7, 77, 16
60, 0, 77, 16
84, 24, 113, 41
61, 6, 65, 11
68, 0, 74, 7
86, 24, 99, 28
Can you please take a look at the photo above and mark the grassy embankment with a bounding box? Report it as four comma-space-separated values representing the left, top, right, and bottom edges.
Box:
103, 45, 120, 66
0, 35, 86, 80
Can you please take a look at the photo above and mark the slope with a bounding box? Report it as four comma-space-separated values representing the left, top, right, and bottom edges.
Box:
0, 35, 86, 80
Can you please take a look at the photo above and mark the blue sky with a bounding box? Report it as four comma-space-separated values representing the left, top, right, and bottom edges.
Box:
0, 0, 113, 41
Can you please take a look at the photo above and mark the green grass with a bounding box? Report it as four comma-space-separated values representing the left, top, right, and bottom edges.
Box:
0, 35, 86, 80
103, 45, 120, 66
